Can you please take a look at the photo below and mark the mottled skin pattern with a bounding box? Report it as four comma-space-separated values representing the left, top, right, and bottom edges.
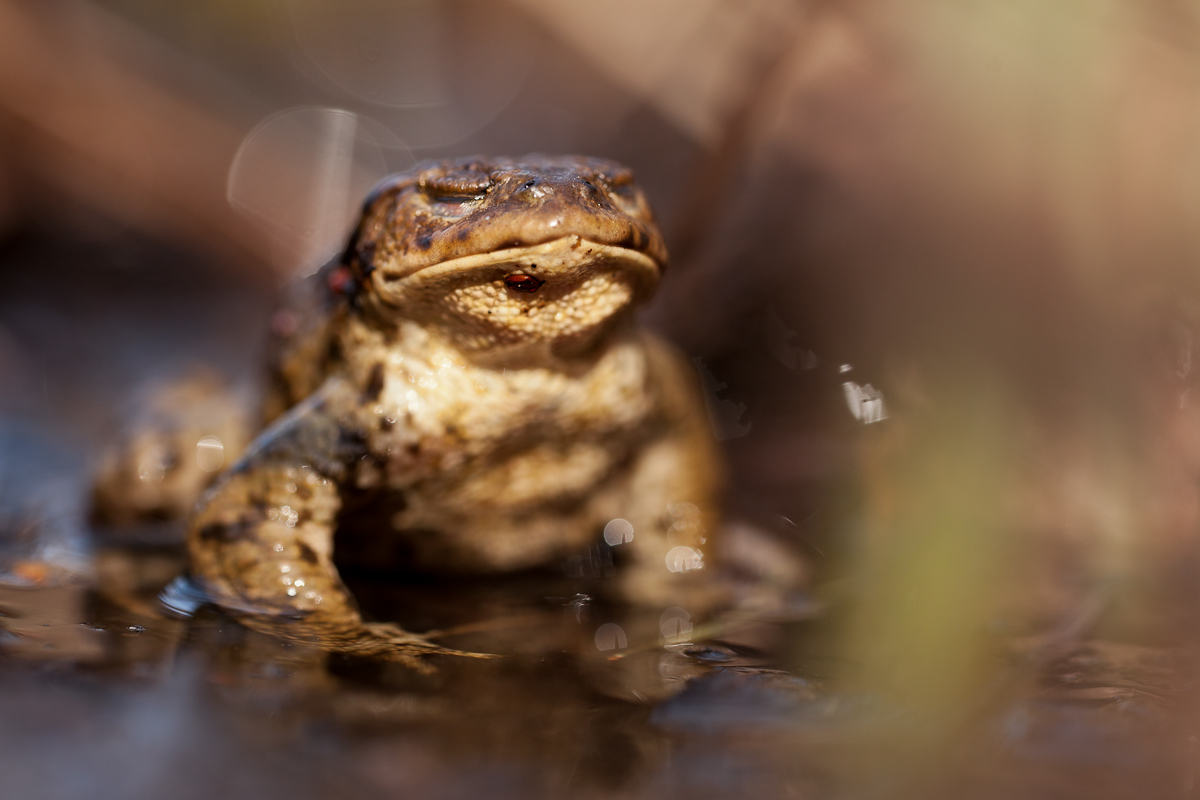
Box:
189, 155, 722, 662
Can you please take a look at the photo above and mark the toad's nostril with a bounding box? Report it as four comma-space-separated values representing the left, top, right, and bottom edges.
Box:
579, 180, 606, 206
517, 178, 550, 200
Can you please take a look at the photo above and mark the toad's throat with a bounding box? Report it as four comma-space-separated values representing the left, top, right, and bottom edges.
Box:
372, 236, 661, 307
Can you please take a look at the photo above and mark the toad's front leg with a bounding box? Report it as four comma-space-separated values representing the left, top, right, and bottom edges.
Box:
187, 381, 471, 665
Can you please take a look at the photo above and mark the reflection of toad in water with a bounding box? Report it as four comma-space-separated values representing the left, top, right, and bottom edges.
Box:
96, 155, 730, 664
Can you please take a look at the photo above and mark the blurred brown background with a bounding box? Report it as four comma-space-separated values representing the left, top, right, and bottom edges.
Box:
4, 1, 1200, 797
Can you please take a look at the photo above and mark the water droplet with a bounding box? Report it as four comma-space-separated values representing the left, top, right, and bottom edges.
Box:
594, 622, 627, 651
603, 518, 634, 546
137, 444, 172, 483
842, 381, 886, 424
665, 546, 703, 573
195, 436, 225, 472
660, 607, 693, 639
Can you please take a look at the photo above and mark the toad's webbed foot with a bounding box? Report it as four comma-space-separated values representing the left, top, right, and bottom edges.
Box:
234, 615, 496, 671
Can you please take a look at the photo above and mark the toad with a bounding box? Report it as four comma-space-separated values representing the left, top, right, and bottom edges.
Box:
178, 155, 723, 660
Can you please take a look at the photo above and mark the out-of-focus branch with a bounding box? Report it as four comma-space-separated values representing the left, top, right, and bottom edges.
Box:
0, 0, 275, 281
666, 13, 812, 266
511, 0, 803, 148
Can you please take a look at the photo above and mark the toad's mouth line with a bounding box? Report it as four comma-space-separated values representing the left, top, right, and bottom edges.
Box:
374, 236, 661, 301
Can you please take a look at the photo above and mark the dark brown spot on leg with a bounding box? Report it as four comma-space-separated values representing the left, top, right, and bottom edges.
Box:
296, 542, 320, 564
197, 522, 225, 542
364, 363, 385, 402
197, 513, 259, 543
325, 336, 344, 366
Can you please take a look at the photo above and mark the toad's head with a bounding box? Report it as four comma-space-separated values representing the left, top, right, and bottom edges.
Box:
342, 155, 667, 364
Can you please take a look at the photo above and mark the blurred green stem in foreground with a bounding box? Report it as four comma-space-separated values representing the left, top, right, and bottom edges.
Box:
835, 364, 1019, 788
825, 346, 1172, 796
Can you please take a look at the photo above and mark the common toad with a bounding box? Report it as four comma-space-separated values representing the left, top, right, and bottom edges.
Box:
184, 155, 723, 661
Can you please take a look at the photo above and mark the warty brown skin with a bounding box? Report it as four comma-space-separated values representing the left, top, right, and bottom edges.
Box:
188, 155, 722, 662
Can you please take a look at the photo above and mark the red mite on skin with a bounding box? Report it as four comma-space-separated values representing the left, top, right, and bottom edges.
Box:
327, 265, 355, 295
504, 274, 544, 293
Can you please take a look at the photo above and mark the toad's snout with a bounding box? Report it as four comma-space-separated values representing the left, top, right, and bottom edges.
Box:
347, 156, 669, 280
485, 174, 662, 266
511, 176, 600, 206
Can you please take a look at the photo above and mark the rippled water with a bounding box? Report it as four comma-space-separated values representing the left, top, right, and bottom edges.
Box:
2, 551, 1191, 800
0, 538, 814, 799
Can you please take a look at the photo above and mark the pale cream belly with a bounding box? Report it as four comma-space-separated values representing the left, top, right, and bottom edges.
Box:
382, 439, 634, 572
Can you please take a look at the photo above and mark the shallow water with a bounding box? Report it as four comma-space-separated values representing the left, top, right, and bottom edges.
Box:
0, 553, 800, 799
2, 552, 1193, 800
